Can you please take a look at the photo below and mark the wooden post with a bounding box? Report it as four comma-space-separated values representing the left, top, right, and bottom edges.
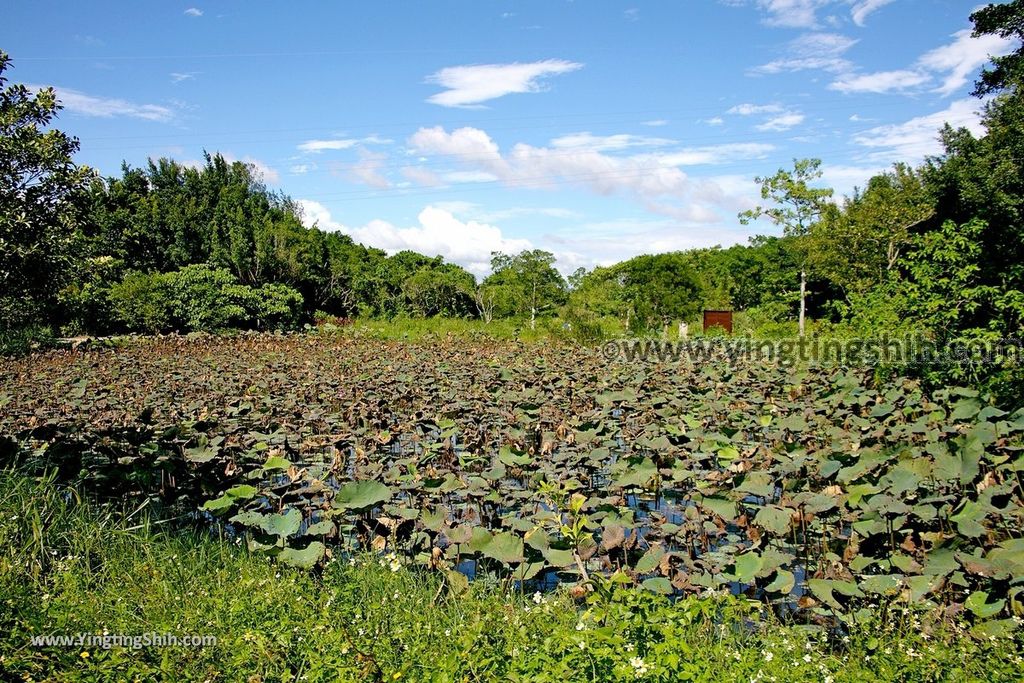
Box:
798, 269, 806, 338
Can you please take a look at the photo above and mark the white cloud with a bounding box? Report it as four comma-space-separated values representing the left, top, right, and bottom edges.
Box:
299, 139, 359, 153
850, 0, 894, 26
408, 125, 768, 221
656, 143, 775, 166
828, 28, 1015, 96
753, 32, 858, 74
754, 0, 830, 28
820, 163, 888, 198
549, 132, 676, 151
425, 59, 583, 107
853, 97, 984, 162
170, 72, 196, 84
184, 7, 203, 17
401, 166, 443, 187
727, 103, 785, 115
346, 150, 391, 189
297, 135, 390, 153
829, 69, 929, 93
443, 170, 500, 183
706, 117, 724, 126
74, 34, 104, 47
296, 201, 532, 277
31, 84, 176, 122
918, 28, 1015, 96
755, 112, 806, 131
727, 103, 804, 132
409, 126, 506, 168
642, 119, 669, 127
624, 8, 640, 21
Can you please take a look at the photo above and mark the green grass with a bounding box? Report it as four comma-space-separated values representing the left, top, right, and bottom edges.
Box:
1, 471, 1022, 682
329, 316, 566, 343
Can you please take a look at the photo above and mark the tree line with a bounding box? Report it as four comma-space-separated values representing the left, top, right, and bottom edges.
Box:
1, 2, 1022, 401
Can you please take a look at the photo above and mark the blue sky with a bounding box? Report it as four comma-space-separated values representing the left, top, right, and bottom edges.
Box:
3, 1, 1013, 275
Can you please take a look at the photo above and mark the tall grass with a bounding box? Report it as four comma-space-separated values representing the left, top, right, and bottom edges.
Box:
1, 470, 1021, 682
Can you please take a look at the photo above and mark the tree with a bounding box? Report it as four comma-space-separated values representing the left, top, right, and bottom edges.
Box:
484, 250, 567, 328
971, 0, 1024, 96
739, 158, 833, 337
0, 52, 93, 329
614, 253, 703, 331
403, 263, 476, 317
812, 163, 933, 297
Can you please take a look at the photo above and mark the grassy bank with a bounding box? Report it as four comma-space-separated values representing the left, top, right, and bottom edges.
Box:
1, 472, 1021, 682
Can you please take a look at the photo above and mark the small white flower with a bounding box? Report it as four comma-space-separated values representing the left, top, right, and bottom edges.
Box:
629, 655, 649, 677
532, 591, 543, 604
763, 651, 774, 662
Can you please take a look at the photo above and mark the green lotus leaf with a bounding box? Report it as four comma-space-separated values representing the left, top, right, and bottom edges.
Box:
642, 577, 673, 594
260, 508, 302, 538
966, 590, 1005, 618
278, 541, 325, 569
333, 480, 393, 510
734, 552, 763, 584
482, 531, 524, 564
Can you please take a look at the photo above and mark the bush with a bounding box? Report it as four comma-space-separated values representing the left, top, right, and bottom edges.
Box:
107, 271, 172, 333
56, 256, 125, 335
107, 265, 305, 334
163, 264, 245, 331
233, 282, 304, 330
0, 325, 54, 356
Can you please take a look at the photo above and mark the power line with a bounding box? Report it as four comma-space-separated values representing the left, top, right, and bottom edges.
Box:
76, 97, 918, 144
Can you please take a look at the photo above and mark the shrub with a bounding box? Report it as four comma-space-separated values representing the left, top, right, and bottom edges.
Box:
0, 325, 54, 356
56, 256, 125, 335
107, 265, 305, 334
163, 264, 245, 331
107, 271, 172, 333
226, 282, 304, 330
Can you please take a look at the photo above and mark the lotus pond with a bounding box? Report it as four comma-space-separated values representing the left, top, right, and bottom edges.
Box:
2, 333, 1023, 636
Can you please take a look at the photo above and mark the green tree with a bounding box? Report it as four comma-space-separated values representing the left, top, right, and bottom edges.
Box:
739, 158, 833, 337
615, 253, 703, 331
0, 52, 93, 329
812, 163, 933, 298
484, 250, 567, 328
403, 263, 476, 317
971, 0, 1024, 95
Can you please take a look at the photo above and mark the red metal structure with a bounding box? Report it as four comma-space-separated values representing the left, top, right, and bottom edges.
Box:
703, 310, 733, 334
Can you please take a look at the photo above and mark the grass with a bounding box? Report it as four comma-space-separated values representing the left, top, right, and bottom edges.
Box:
329, 316, 568, 343
1, 471, 1022, 682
